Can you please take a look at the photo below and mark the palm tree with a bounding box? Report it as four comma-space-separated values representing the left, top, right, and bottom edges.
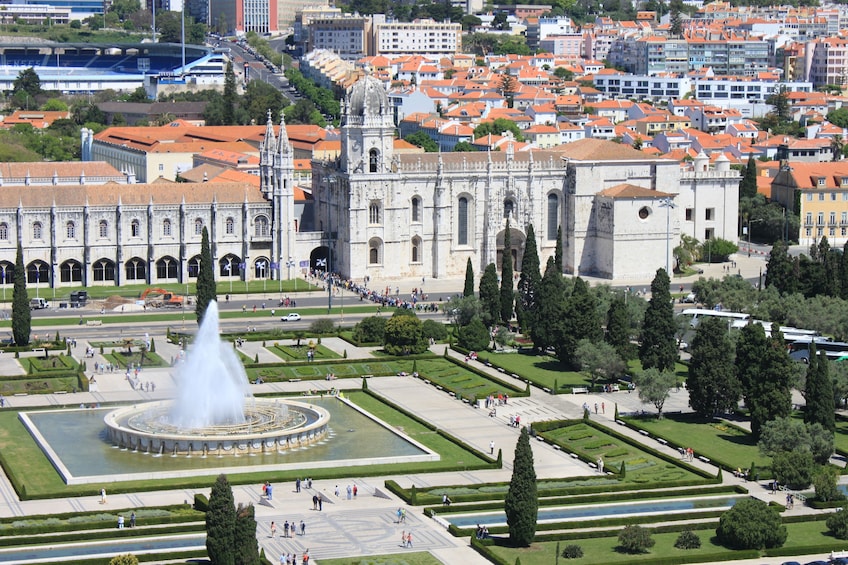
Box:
831, 134, 844, 162
673, 234, 700, 272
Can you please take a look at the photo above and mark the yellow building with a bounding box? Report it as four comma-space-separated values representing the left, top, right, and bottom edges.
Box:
771, 161, 848, 246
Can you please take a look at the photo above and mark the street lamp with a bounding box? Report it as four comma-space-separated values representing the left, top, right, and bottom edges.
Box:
746, 218, 764, 257
658, 197, 677, 276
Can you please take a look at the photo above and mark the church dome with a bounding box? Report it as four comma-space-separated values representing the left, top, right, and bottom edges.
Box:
346, 74, 389, 119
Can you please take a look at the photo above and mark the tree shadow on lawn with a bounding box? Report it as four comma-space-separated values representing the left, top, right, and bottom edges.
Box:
716, 434, 758, 448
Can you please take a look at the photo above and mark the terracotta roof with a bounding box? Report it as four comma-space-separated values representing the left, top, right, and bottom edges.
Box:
0, 161, 123, 179
0, 181, 263, 208
550, 138, 673, 161
598, 183, 673, 199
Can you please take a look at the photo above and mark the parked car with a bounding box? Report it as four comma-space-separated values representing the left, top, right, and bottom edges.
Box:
680, 292, 697, 303
281, 313, 301, 322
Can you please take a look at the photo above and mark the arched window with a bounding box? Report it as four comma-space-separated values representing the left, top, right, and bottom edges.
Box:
411, 197, 421, 223
162, 219, 172, 236
504, 199, 514, 219
255, 215, 269, 237
32, 221, 43, 240
27, 261, 49, 284
458, 197, 469, 245
66, 221, 76, 239
368, 238, 382, 265
93, 259, 116, 282
125, 258, 146, 281
98, 220, 108, 238
369, 201, 381, 224
60, 260, 82, 283
156, 256, 178, 279
547, 193, 559, 240
219, 255, 241, 277
0, 262, 14, 285
411, 237, 421, 263
130, 219, 140, 238
225, 217, 235, 235
187, 256, 201, 278
369, 148, 379, 173
0, 223, 8, 240
194, 218, 203, 235
254, 259, 270, 279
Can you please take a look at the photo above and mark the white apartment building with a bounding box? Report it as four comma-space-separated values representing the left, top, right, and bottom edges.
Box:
375, 19, 462, 56
593, 74, 693, 101
804, 37, 848, 88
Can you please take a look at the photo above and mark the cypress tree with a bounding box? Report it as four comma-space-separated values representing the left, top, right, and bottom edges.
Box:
196, 226, 217, 324
559, 277, 602, 366
554, 225, 563, 273
11, 243, 30, 346
765, 240, 798, 295
222, 62, 237, 125
639, 268, 678, 371
737, 323, 792, 439
739, 156, 758, 200
605, 295, 631, 360
463, 257, 475, 297
500, 219, 514, 324
479, 263, 500, 327
233, 503, 259, 565
505, 427, 537, 547
206, 474, 236, 565
688, 317, 739, 418
805, 346, 836, 432
516, 224, 541, 333
841, 241, 848, 299
531, 257, 566, 352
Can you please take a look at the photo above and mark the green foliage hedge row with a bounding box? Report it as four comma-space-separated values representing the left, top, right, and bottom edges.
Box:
0, 522, 204, 547
25, 550, 207, 565
441, 353, 528, 395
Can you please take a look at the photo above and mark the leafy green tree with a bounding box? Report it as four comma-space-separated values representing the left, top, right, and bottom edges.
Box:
669, 0, 683, 35
206, 474, 236, 565
242, 80, 288, 125
157, 11, 206, 44
737, 323, 793, 439
617, 525, 655, 554
829, 504, 848, 539
764, 240, 798, 294
560, 278, 602, 365
463, 258, 475, 297
772, 449, 815, 490
554, 226, 563, 273
479, 263, 500, 327
233, 503, 259, 565
473, 118, 524, 142
639, 269, 678, 371
759, 417, 834, 465
212, 61, 237, 126
499, 73, 518, 108
805, 347, 836, 432
443, 295, 482, 328
458, 317, 490, 351
553, 67, 574, 80
605, 296, 632, 360
384, 315, 427, 355
531, 257, 565, 352
814, 466, 845, 503
701, 238, 738, 263
634, 368, 677, 418
421, 319, 447, 341
500, 220, 514, 324
516, 224, 541, 332
716, 498, 786, 549
454, 141, 475, 151
505, 427, 537, 546
828, 107, 848, 128
687, 316, 739, 417
739, 156, 758, 200
404, 131, 439, 152
352, 316, 386, 344
11, 244, 29, 346
195, 227, 216, 324
575, 339, 625, 389
674, 531, 701, 550
13, 67, 41, 98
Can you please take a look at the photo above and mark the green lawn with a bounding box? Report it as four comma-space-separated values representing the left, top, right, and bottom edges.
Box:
489, 519, 834, 565
269, 343, 342, 362
105, 350, 169, 369
834, 417, 848, 455
625, 414, 772, 475
247, 359, 417, 382
473, 351, 586, 391
415, 359, 524, 399
540, 422, 701, 484
318, 553, 442, 565
627, 359, 689, 384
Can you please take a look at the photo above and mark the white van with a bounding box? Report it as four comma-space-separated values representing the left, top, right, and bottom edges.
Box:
29, 298, 48, 310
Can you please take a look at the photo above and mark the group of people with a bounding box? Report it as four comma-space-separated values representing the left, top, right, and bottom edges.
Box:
262, 481, 274, 500
333, 484, 358, 499
508, 414, 521, 428
116, 512, 135, 529
270, 519, 305, 538
279, 550, 308, 565
475, 525, 490, 539
400, 530, 414, 548
678, 447, 695, 461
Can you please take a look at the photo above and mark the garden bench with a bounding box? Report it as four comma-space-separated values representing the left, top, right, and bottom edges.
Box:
86, 320, 102, 327
656, 438, 668, 445
698, 455, 710, 463
572, 387, 589, 394
615, 420, 627, 426
288, 378, 302, 382
638, 429, 650, 436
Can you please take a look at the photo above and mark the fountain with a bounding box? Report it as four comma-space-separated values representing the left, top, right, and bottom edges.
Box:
104, 301, 330, 456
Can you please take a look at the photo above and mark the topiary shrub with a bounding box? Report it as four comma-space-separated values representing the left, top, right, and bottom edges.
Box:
674, 530, 701, 549
421, 319, 448, 341
716, 498, 786, 549
617, 525, 654, 554
827, 504, 848, 539
562, 544, 584, 559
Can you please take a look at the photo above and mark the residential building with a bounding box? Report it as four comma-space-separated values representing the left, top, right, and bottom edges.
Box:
771, 161, 848, 246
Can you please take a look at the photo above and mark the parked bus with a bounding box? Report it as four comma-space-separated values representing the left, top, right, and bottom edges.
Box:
680, 308, 751, 327
788, 340, 848, 363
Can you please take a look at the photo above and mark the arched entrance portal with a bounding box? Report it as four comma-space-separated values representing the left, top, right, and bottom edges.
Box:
496, 228, 526, 272
310, 246, 330, 274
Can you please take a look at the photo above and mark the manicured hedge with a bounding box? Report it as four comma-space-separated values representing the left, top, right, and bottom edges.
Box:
440, 354, 528, 395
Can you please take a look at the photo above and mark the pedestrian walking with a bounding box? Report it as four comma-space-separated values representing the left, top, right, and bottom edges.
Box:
283, 521, 289, 538
130, 512, 135, 528
270, 521, 277, 538
296, 478, 301, 493
318, 494, 323, 511
401, 530, 406, 547
300, 520, 306, 536
312, 494, 318, 510
406, 532, 413, 548
353, 484, 358, 498
489, 440, 495, 455
346, 485, 352, 499
100, 488, 107, 504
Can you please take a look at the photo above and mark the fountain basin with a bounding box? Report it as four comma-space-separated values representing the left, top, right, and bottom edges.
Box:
104, 399, 329, 456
